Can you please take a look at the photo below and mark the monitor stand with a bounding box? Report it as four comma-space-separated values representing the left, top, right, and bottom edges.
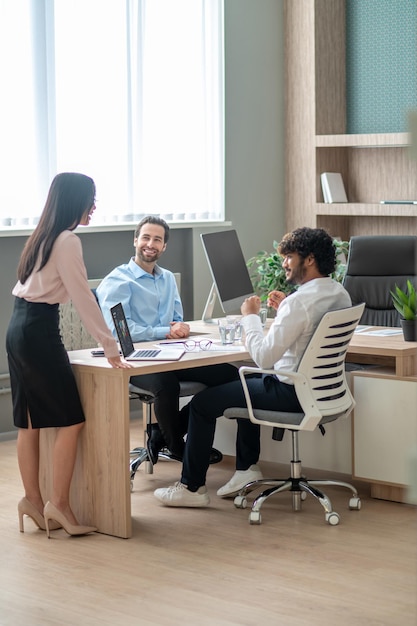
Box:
201, 283, 219, 324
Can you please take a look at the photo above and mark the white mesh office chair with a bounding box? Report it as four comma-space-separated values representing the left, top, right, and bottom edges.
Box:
59, 279, 103, 350
223, 303, 365, 526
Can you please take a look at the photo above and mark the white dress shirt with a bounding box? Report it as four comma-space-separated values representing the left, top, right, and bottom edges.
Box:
242, 277, 352, 383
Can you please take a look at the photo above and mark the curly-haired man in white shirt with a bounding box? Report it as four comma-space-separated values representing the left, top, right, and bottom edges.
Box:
154, 227, 352, 507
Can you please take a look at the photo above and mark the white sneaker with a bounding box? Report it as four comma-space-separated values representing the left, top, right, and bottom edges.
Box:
154, 481, 210, 507
216, 464, 263, 498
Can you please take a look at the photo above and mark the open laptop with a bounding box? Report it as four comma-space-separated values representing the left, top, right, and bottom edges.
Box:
110, 302, 185, 361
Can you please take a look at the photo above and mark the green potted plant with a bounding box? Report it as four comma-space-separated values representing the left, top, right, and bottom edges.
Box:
390, 280, 417, 342
247, 238, 349, 305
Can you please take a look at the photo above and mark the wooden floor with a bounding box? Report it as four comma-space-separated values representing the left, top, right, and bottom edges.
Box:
0, 421, 416, 626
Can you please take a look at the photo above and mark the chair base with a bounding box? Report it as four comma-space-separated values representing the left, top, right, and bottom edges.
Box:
130, 446, 177, 488
129, 380, 211, 489
233, 463, 361, 526
129, 445, 224, 490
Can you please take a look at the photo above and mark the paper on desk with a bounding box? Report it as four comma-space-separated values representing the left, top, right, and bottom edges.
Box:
156, 338, 246, 352
355, 327, 402, 336
158, 335, 210, 345
354, 326, 373, 333
209, 343, 246, 352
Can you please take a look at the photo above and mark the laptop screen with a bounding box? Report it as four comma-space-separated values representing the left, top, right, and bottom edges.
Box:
110, 303, 135, 357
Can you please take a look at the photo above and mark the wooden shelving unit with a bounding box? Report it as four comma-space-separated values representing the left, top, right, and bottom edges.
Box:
284, 0, 417, 240
316, 133, 409, 148
316, 203, 417, 218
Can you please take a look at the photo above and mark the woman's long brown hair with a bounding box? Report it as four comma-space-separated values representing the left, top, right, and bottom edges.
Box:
17, 173, 95, 284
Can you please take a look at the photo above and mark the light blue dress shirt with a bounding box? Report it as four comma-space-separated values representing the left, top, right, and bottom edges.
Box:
96, 258, 183, 342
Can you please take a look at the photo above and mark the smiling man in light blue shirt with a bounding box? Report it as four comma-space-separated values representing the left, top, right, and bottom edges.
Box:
97, 248, 185, 343
96, 216, 239, 463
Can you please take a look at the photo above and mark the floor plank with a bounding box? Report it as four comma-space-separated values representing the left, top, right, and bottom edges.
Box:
0, 422, 416, 626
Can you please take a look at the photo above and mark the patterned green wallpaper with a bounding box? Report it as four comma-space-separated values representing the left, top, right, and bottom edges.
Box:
346, 0, 417, 133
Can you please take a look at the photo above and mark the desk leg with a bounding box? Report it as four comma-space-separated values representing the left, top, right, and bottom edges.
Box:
396, 354, 417, 377
39, 368, 132, 539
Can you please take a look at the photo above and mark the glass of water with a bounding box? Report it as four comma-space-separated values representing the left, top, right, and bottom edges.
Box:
227, 315, 243, 341
218, 318, 236, 344
259, 308, 268, 328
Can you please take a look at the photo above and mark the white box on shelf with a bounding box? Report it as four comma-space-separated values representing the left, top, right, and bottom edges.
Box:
320, 172, 348, 203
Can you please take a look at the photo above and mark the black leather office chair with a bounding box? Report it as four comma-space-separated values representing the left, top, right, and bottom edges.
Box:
129, 381, 210, 489
343, 235, 417, 326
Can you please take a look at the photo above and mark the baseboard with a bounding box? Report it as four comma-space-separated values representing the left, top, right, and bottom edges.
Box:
0, 430, 17, 442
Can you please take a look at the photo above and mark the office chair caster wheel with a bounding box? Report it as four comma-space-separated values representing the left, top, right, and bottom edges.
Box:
249, 510, 262, 525
145, 461, 154, 474
325, 511, 340, 526
300, 491, 307, 501
130, 480, 134, 492
234, 495, 247, 509
349, 497, 361, 510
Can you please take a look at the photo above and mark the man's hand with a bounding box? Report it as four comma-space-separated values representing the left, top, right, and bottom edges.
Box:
166, 321, 190, 339
267, 290, 286, 310
241, 295, 261, 316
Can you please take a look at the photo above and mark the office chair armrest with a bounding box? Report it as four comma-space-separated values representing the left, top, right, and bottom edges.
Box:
237, 366, 323, 431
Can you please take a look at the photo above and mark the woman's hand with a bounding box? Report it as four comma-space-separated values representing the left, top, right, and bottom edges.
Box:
107, 356, 132, 369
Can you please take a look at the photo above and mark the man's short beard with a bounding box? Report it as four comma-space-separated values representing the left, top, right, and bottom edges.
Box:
138, 249, 160, 262
286, 260, 307, 286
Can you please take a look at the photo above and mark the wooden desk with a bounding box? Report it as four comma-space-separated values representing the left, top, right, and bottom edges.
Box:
39, 322, 250, 538
347, 327, 416, 503
347, 329, 417, 376
352, 369, 417, 504
39, 323, 417, 538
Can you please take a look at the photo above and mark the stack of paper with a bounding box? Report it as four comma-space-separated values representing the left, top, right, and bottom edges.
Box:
320, 172, 348, 203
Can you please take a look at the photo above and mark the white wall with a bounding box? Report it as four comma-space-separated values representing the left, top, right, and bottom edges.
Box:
213, 415, 352, 474
192, 0, 285, 318
0, 0, 286, 437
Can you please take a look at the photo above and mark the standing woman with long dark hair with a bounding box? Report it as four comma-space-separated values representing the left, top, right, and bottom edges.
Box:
6, 172, 131, 537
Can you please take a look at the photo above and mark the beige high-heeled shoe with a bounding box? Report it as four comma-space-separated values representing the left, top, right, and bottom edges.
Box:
43, 501, 97, 538
18, 497, 62, 533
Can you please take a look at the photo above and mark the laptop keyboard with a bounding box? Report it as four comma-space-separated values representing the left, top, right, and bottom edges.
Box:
132, 349, 161, 358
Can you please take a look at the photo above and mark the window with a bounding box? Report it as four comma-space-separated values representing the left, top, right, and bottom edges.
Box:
0, 0, 224, 228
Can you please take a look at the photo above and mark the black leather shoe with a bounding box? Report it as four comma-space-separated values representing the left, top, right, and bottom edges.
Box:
146, 425, 166, 465
162, 447, 223, 465
209, 447, 223, 464
146, 438, 159, 466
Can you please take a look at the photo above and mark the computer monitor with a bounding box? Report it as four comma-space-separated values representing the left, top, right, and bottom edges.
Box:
200, 229, 254, 323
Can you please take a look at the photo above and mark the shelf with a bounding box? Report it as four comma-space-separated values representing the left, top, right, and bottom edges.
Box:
285, 0, 417, 238
316, 133, 410, 148
316, 203, 417, 218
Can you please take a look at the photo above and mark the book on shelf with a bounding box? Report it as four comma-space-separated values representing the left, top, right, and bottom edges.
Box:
320, 172, 348, 203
